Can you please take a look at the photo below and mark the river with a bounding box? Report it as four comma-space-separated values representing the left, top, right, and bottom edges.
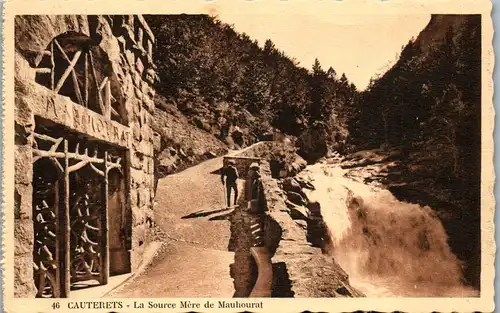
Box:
297, 162, 478, 297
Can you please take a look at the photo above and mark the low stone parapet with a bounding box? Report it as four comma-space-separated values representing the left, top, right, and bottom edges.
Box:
258, 161, 363, 298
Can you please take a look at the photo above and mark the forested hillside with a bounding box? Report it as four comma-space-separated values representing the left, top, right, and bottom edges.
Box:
348, 15, 481, 287
145, 15, 357, 161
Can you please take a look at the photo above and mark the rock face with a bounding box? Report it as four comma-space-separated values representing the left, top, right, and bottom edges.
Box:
238, 141, 307, 178
297, 122, 330, 163
258, 162, 363, 297
151, 96, 228, 179
14, 15, 157, 297
155, 92, 263, 150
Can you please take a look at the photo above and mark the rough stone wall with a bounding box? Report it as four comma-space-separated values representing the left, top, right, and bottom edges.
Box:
13, 56, 36, 295
14, 15, 157, 297
229, 206, 260, 297
113, 15, 157, 271
259, 162, 363, 298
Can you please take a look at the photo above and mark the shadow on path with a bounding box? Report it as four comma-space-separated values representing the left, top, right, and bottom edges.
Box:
181, 207, 233, 219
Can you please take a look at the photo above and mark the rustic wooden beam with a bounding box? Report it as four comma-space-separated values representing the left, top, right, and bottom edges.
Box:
35, 68, 52, 74
53, 179, 61, 297
54, 50, 82, 94
50, 157, 64, 174
84, 223, 100, 232
34, 48, 53, 67
106, 163, 121, 172
147, 39, 153, 59
137, 15, 155, 43
32, 150, 64, 159
110, 105, 120, 117
53, 40, 85, 105
61, 139, 70, 298
71, 71, 85, 106
106, 155, 122, 171
137, 27, 143, 47
53, 39, 71, 64
88, 52, 106, 115
33, 149, 106, 164
67, 160, 89, 173
50, 42, 55, 91
101, 151, 109, 285
34, 132, 60, 143
99, 77, 109, 91
53, 39, 84, 105
84, 52, 89, 107
104, 80, 111, 119
89, 163, 105, 177
49, 137, 64, 153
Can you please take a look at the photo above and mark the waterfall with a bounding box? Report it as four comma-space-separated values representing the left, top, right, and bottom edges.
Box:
299, 163, 478, 297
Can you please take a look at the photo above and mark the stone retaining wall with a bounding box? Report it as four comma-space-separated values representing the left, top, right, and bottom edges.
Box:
258, 162, 364, 298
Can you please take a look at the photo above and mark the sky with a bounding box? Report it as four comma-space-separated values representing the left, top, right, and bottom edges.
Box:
212, 13, 432, 90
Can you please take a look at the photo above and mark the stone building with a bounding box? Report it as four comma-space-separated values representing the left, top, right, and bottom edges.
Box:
14, 15, 158, 298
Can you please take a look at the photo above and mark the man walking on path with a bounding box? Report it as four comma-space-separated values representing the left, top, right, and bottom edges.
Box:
221, 159, 239, 208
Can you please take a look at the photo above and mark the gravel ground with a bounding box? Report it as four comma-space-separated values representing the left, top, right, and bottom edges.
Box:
112, 154, 246, 297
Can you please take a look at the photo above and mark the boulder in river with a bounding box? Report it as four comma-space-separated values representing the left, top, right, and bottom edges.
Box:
282, 177, 302, 193
307, 201, 322, 217
286, 191, 307, 206
285, 200, 310, 220
294, 219, 308, 230
295, 176, 315, 190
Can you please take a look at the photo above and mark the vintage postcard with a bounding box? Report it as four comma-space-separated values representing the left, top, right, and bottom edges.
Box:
2, 0, 495, 312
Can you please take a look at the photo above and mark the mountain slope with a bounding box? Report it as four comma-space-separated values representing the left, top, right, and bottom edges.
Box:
348, 14, 481, 288
145, 14, 357, 160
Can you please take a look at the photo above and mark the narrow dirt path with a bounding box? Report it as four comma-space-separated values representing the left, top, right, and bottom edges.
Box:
111, 153, 246, 298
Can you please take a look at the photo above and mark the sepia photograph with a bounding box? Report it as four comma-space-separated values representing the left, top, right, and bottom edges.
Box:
3, 0, 495, 312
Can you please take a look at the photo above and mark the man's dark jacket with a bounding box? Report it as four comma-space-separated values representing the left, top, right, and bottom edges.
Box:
221, 165, 239, 185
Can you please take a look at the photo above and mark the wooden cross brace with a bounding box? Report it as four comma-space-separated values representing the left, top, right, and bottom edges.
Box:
53, 39, 84, 106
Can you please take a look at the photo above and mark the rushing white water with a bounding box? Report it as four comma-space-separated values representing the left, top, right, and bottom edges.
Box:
297, 162, 478, 297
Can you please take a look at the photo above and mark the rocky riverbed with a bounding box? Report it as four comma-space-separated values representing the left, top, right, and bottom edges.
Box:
277, 151, 479, 297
